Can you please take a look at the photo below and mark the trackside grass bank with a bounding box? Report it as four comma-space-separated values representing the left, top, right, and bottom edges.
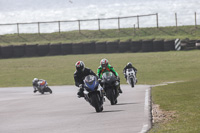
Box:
0, 50, 200, 132
0, 25, 200, 46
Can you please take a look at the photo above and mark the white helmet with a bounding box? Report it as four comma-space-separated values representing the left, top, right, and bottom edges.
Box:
100, 58, 108, 69
33, 78, 39, 82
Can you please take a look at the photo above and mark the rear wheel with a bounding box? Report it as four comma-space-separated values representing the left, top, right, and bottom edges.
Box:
41, 90, 44, 94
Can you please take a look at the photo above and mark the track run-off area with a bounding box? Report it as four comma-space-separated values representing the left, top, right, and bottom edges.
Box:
0, 84, 151, 133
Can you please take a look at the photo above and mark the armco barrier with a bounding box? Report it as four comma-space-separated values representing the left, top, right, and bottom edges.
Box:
118, 40, 130, 53
37, 44, 50, 56
0, 46, 1, 58
181, 40, 197, 50
61, 43, 72, 55
106, 41, 119, 53
83, 42, 96, 54
153, 40, 164, 52
1, 45, 13, 58
164, 40, 175, 51
95, 42, 106, 53
196, 40, 200, 49
130, 40, 142, 52
49, 43, 61, 56
187, 40, 196, 50
13, 44, 25, 58
72, 43, 83, 54
25, 44, 38, 57
0, 39, 199, 59
142, 40, 154, 52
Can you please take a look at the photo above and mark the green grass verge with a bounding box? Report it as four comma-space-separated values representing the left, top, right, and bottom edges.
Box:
0, 50, 200, 132
0, 50, 199, 87
0, 25, 200, 45
149, 80, 200, 133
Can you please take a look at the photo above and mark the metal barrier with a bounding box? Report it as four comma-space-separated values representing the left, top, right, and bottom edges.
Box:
0, 13, 158, 35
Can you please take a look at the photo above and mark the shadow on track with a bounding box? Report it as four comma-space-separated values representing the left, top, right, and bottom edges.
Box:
97, 110, 124, 114
115, 102, 139, 106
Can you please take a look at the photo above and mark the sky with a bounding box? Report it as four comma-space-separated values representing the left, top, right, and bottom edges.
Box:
0, 0, 200, 34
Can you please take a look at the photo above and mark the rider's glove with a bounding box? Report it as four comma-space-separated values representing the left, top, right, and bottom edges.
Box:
79, 84, 83, 88
116, 76, 120, 81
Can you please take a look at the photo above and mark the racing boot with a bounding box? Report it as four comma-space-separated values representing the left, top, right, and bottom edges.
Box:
102, 89, 106, 96
77, 88, 84, 98
118, 87, 123, 93
33, 89, 37, 93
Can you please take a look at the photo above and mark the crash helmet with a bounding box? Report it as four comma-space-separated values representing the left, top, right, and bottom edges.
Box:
33, 78, 39, 83
100, 58, 108, 69
127, 62, 133, 67
75, 61, 85, 72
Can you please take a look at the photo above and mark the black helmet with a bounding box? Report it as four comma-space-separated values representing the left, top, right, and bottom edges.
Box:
127, 62, 133, 67
75, 61, 85, 72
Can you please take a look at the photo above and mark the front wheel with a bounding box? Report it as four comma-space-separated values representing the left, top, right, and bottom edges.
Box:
106, 89, 116, 105
130, 78, 134, 88
47, 87, 52, 94
91, 94, 102, 113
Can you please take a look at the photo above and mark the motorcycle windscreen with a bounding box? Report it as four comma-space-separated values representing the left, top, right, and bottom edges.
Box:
102, 72, 114, 79
127, 68, 134, 72
84, 75, 98, 91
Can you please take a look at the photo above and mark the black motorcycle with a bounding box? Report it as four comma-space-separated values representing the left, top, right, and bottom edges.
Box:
101, 72, 120, 105
82, 75, 104, 112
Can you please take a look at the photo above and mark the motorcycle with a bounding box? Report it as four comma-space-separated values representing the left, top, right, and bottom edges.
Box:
101, 72, 120, 105
126, 68, 137, 88
82, 75, 104, 112
36, 80, 52, 94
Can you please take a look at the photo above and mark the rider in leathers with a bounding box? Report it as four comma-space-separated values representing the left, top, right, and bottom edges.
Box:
74, 61, 97, 97
32, 78, 44, 93
123, 62, 137, 80
97, 58, 122, 93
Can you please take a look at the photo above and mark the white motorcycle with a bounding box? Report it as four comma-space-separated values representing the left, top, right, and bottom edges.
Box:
125, 68, 137, 88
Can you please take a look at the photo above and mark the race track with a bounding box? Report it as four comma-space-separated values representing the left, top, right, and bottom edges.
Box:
0, 84, 151, 133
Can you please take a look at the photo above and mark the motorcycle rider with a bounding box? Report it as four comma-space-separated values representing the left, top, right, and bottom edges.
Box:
123, 62, 137, 80
74, 61, 97, 97
32, 78, 44, 93
97, 58, 122, 93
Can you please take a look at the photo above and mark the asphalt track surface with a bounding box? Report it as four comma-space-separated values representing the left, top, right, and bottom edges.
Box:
0, 84, 151, 133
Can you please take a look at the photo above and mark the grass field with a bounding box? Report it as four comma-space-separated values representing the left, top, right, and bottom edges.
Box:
0, 47, 200, 131
0, 50, 199, 87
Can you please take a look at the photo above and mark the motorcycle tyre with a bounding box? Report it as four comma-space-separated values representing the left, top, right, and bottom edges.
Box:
106, 89, 116, 105
41, 90, 44, 94
47, 87, 53, 94
131, 78, 134, 88
91, 94, 102, 113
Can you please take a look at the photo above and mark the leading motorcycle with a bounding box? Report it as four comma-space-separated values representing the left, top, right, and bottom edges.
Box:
101, 72, 120, 105
82, 75, 104, 112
